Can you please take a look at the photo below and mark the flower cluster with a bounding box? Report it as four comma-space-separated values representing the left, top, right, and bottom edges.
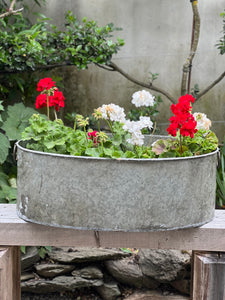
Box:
88, 130, 98, 145
91, 90, 156, 146
96, 104, 126, 123
193, 112, 212, 131
167, 94, 197, 138
35, 78, 65, 112
123, 117, 153, 146
37, 78, 55, 92
23, 81, 218, 159
131, 90, 155, 107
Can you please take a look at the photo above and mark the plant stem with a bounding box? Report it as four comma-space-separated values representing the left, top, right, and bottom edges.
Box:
147, 121, 157, 149
101, 140, 104, 153
135, 145, 141, 158
106, 119, 114, 133
179, 134, 183, 154
47, 94, 49, 120
54, 109, 57, 121
83, 126, 88, 145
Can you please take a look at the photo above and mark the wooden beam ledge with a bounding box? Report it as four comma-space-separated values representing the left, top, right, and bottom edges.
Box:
1, 204, 225, 250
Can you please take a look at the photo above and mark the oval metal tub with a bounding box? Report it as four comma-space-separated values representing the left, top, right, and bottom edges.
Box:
16, 140, 218, 231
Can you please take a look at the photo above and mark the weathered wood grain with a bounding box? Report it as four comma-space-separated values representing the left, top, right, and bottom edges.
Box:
0, 246, 20, 300
1, 204, 225, 250
192, 252, 225, 300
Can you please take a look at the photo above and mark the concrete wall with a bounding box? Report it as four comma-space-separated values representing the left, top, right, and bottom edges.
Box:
29, 0, 225, 139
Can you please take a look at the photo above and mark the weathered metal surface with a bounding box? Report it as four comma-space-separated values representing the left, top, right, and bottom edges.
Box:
16, 140, 218, 231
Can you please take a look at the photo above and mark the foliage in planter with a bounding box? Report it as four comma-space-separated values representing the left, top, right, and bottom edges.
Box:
21, 113, 218, 160
65, 93, 163, 134
216, 138, 225, 207
151, 130, 218, 158
21, 78, 218, 160
0, 102, 36, 203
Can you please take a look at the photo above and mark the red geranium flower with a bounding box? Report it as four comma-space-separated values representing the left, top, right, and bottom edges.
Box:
88, 131, 99, 144
51, 90, 65, 111
35, 78, 65, 116
37, 78, 55, 92
167, 94, 197, 139
88, 131, 98, 138
35, 94, 48, 109
180, 116, 197, 138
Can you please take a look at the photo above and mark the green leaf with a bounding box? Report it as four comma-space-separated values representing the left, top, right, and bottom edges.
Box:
0, 18, 7, 28
217, 173, 225, 196
221, 154, 225, 182
111, 134, 123, 146
20, 246, 26, 254
0, 184, 17, 203
44, 246, 52, 252
44, 140, 56, 149
0, 133, 10, 164
152, 139, 169, 155
0, 169, 8, 186
112, 150, 124, 158
8, 176, 17, 189
76, 45, 82, 52
120, 248, 133, 254
103, 148, 113, 157
85, 147, 102, 157
0, 101, 4, 112
38, 246, 51, 259
2, 103, 36, 140
38, 247, 47, 259
125, 151, 136, 158
216, 195, 223, 208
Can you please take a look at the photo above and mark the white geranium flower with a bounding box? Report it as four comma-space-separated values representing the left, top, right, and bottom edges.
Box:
127, 133, 145, 146
123, 120, 144, 146
99, 104, 126, 123
138, 116, 153, 130
193, 112, 212, 131
131, 90, 155, 107
123, 116, 153, 146
122, 120, 140, 132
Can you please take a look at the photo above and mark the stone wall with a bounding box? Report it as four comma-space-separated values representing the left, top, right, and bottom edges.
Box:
21, 247, 191, 300
27, 0, 225, 140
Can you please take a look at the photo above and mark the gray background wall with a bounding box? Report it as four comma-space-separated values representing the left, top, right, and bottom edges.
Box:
28, 0, 225, 139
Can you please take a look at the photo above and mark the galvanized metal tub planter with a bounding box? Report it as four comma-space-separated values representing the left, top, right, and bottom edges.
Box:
16, 140, 218, 232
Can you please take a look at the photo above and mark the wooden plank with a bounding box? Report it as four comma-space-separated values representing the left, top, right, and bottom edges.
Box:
0, 246, 20, 300
1, 204, 225, 250
192, 251, 225, 300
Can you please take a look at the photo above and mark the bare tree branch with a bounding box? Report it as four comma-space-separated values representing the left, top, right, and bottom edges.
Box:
181, 0, 200, 95
95, 63, 115, 72
0, 0, 23, 19
196, 71, 225, 101
107, 61, 176, 104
